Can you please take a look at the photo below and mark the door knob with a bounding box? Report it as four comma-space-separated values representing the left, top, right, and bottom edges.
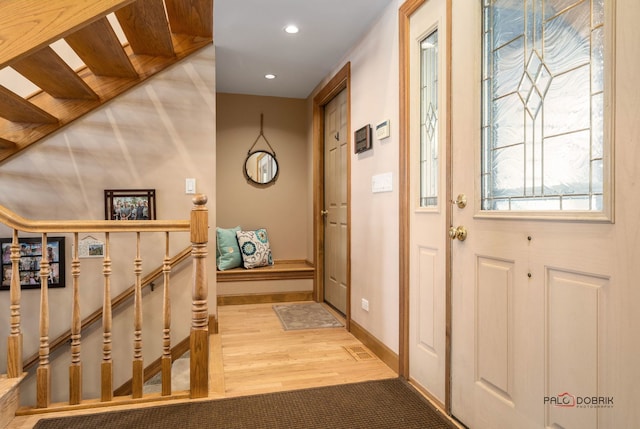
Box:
321, 210, 329, 216
448, 226, 467, 241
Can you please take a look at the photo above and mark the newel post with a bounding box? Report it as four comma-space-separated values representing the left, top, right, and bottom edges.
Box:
189, 194, 209, 398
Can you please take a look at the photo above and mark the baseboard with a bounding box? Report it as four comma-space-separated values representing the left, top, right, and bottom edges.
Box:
209, 314, 218, 334
349, 320, 399, 374
217, 291, 313, 306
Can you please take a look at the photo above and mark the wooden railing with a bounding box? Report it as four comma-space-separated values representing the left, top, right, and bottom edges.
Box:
2, 194, 209, 410
21, 246, 192, 372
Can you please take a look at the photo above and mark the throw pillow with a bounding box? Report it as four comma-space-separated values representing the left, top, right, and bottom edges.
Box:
216, 226, 242, 270
236, 228, 274, 269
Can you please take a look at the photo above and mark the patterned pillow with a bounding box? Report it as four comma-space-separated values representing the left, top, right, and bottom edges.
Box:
216, 226, 242, 270
236, 229, 274, 269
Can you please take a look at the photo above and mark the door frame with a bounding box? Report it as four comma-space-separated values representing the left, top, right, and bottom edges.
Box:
398, 0, 452, 411
312, 62, 351, 328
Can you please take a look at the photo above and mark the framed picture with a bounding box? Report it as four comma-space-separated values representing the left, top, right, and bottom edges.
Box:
75, 236, 105, 258
104, 189, 156, 221
0, 237, 66, 290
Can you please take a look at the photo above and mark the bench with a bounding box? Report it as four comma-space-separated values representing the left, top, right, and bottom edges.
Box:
216, 260, 315, 305
216, 259, 314, 282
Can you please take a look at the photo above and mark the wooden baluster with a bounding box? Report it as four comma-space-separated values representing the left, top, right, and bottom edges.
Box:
131, 232, 143, 398
161, 232, 172, 396
101, 233, 113, 402
69, 232, 82, 404
190, 195, 209, 398
6, 230, 22, 378
37, 233, 51, 408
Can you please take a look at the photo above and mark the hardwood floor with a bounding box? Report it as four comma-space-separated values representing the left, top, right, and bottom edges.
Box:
7, 302, 398, 428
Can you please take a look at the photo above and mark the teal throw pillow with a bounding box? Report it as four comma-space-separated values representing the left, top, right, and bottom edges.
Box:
216, 226, 242, 270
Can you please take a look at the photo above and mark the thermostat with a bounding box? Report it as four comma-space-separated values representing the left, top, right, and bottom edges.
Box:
375, 119, 390, 139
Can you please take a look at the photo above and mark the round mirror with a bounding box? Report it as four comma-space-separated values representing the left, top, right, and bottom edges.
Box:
244, 150, 279, 185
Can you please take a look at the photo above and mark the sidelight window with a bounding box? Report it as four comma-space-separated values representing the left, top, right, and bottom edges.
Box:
420, 30, 439, 208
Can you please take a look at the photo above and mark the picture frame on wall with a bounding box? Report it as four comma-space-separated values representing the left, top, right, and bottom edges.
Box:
75, 236, 105, 259
0, 237, 66, 290
104, 189, 156, 221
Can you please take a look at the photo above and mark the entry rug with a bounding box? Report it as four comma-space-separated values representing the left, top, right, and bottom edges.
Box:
33, 378, 458, 429
273, 302, 343, 330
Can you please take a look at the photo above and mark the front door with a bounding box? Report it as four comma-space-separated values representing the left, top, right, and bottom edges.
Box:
407, 0, 449, 406
450, 2, 625, 428
323, 88, 348, 314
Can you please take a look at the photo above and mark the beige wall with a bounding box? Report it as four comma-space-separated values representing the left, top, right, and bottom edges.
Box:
0, 45, 216, 404
216, 93, 309, 261
306, 1, 401, 353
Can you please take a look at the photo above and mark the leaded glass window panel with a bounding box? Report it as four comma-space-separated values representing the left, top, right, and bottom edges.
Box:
481, 0, 606, 212
420, 30, 438, 207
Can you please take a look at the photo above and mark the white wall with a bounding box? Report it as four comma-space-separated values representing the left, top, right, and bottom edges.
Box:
0, 45, 216, 404
308, 0, 402, 354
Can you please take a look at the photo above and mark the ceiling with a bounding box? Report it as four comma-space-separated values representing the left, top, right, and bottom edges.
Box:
214, 0, 394, 99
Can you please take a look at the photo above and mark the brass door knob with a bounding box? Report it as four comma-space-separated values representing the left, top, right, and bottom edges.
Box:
448, 226, 467, 241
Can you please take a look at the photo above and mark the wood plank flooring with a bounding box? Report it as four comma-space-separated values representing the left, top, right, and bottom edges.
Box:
7, 302, 397, 428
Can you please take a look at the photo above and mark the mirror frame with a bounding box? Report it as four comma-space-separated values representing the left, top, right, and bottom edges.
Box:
244, 150, 279, 185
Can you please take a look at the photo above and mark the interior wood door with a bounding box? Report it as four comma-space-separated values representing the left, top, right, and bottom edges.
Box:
450, 2, 628, 428
408, 0, 449, 406
323, 88, 348, 314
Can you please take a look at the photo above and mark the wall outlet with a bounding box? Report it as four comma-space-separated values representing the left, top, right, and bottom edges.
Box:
361, 298, 369, 312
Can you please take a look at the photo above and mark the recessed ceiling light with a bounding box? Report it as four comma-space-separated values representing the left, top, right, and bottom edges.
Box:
265, 74, 277, 80
284, 24, 299, 34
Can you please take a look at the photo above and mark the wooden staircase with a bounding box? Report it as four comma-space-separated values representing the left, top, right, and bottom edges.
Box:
0, 2, 214, 425
0, 0, 213, 164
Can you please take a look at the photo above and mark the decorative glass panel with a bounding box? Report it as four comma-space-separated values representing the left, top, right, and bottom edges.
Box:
482, 0, 606, 211
420, 30, 438, 207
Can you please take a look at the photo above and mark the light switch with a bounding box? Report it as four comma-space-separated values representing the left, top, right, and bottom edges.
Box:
185, 178, 196, 194
372, 172, 393, 193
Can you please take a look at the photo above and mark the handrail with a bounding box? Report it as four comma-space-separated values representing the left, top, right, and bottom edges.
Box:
21, 245, 193, 372
0, 204, 190, 233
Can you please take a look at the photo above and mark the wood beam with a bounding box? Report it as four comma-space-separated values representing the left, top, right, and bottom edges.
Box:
65, 17, 138, 78
165, 0, 213, 38
115, 0, 175, 57
0, 0, 135, 69
11, 47, 99, 100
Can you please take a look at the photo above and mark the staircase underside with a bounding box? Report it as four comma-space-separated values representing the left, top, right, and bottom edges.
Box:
0, 0, 213, 165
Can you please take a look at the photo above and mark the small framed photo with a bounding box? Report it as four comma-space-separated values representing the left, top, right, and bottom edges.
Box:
104, 189, 156, 221
0, 237, 66, 290
76, 236, 105, 258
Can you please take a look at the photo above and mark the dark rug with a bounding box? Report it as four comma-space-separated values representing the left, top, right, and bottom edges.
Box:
33, 378, 457, 429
